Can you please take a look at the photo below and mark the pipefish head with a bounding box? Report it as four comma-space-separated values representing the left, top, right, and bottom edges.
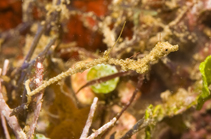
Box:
155, 41, 179, 56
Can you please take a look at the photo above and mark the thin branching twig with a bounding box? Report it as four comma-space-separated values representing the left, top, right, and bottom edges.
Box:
21, 37, 57, 70
80, 97, 98, 139
120, 118, 146, 139
26, 60, 44, 139
16, 23, 46, 97
0, 69, 27, 139
2, 60, 9, 75
81, 75, 144, 139
76, 71, 130, 94
22, 23, 45, 68
22, 38, 56, 104
102, 75, 144, 138
1, 60, 11, 139
11, 38, 57, 117
116, 75, 144, 120
86, 117, 117, 139
1, 114, 10, 139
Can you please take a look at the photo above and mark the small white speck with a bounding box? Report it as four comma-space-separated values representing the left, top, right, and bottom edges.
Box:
37, 62, 42, 69
35, 78, 41, 84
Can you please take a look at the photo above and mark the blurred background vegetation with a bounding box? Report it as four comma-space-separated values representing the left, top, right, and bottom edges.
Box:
0, 0, 211, 139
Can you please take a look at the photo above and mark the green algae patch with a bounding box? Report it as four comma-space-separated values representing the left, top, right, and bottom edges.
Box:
34, 134, 49, 139
87, 64, 119, 94
197, 55, 211, 109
